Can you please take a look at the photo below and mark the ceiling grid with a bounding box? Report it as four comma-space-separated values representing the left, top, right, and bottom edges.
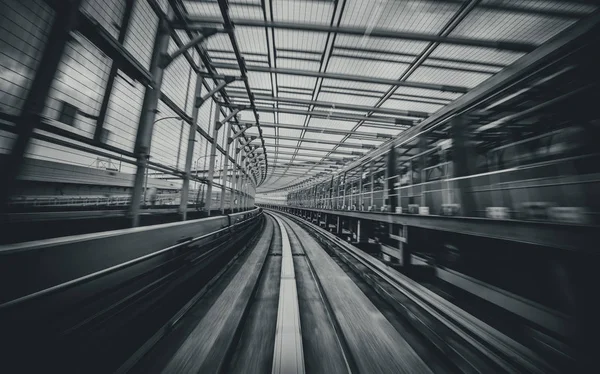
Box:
177, 0, 596, 191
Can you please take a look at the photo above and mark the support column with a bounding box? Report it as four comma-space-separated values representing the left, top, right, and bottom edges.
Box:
370, 161, 375, 210
129, 7, 171, 227
358, 165, 364, 211
342, 172, 347, 209
205, 103, 221, 216
231, 152, 239, 213
452, 115, 477, 216
357, 219, 373, 244
220, 122, 232, 214
419, 136, 427, 209
387, 146, 398, 213
179, 74, 204, 220
241, 174, 247, 210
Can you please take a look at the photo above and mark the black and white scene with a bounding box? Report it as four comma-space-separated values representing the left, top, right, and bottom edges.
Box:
0, 0, 599, 373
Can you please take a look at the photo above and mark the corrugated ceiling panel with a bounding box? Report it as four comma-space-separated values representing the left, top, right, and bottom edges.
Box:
451, 8, 578, 45
277, 74, 318, 89
278, 113, 306, 125
247, 71, 272, 90
277, 139, 300, 146
183, 1, 221, 17
273, 0, 334, 24
392, 86, 463, 101
407, 65, 491, 88
334, 34, 429, 55
308, 117, 357, 131
326, 56, 408, 79
275, 29, 328, 51
205, 33, 234, 52
303, 132, 345, 142
256, 111, 276, 123
319, 78, 391, 92
430, 45, 525, 66
278, 129, 302, 138
230, 4, 263, 20
381, 98, 444, 114
341, 0, 459, 33
345, 137, 385, 146
278, 91, 314, 100
301, 142, 335, 150
236, 27, 268, 54
316, 92, 379, 107
355, 125, 402, 135
277, 58, 322, 71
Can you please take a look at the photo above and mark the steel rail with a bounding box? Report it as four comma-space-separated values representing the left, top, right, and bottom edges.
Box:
276, 209, 553, 374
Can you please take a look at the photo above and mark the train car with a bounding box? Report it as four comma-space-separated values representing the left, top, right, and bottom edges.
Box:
288, 38, 600, 226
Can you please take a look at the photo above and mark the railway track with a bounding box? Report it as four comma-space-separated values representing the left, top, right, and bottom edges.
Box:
122, 210, 558, 373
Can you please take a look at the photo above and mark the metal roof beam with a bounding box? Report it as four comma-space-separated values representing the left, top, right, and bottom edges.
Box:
242, 121, 393, 138
178, 17, 536, 52
269, 150, 353, 160
216, 0, 268, 184
264, 143, 366, 155
226, 93, 430, 118
259, 134, 377, 149
211, 62, 468, 93
330, 52, 498, 75
320, 85, 454, 102
318, 88, 449, 106
226, 104, 420, 124
332, 46, 507, 69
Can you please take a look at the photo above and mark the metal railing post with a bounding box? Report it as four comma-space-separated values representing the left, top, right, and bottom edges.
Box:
204, 103, 221, 216
220, 121, 232, 214
129, 6, 172, 227
179, 73, 204, 220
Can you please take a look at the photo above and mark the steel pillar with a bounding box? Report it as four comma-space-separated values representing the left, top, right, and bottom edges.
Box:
179, 74, 204, 220
231, 151, 239, 212
129, 6, 171, 227
418, 136, 427, 208
370, 161, 375, 210
220, 121, 232, 214
241, 174, 246, 210
358, 165, 364, 211
387, 146, 398, 212
204, 103, 221, 216
342, 172, 347, 209
452, 115, 477, 216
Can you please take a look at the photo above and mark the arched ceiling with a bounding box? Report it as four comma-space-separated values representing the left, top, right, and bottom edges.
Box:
173, 0, 596, 192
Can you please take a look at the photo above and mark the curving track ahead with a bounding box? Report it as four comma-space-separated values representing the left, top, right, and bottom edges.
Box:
122, 209, 555, 373
124, 211, 452, 373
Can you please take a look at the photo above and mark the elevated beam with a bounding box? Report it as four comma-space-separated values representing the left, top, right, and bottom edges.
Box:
226, 93, 430, 118
226, 104, 419, 124
212, 62, 468, 93
247, 122, 394, 138
259, 135, 378, 149
264, 144, 367, 155
178, 17, 536, 52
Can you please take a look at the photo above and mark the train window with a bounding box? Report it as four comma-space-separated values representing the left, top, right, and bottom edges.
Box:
58, 101, 78, 127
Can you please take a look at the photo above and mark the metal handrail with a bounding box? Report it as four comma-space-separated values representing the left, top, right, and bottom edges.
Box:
0, 213, 261, 310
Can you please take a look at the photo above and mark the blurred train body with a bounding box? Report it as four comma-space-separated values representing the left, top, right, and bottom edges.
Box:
288, 40, 600, 226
